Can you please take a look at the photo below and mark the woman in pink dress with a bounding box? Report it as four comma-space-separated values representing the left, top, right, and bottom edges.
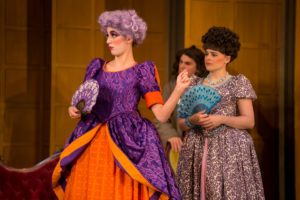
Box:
176, 26, 265, 200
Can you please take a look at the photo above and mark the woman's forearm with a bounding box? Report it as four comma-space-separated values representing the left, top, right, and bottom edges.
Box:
221, 99, 255, 129
221, 115, 254, 129
152, 87, 184, 122
151, 70, 190, 122
179, 114, 254, 131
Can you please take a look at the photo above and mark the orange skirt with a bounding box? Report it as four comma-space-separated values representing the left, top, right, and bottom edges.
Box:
64, 124, 149, 200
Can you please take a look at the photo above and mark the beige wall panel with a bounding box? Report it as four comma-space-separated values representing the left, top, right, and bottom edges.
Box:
56, 29, 92, 65
94, 2, 106, 26
4, 69, 28, 102
235, 3, 276, 45
1, 0, 51, 167
95, 30, 106, 57
3, 107, 37, 144
5, 0, 27, 26
4, 69, 40, 104
55, 68, 86, 105
6, 30, 46, 65
230, 48, 259, 88
134, 33, 167, 80
232, 48, 277, 93
54, 106, 79, 150
186, 1, 233, 47
5, 30, 27, 65
57, 0, 91, 27
105, 0, 133, 10
3, 145, 36, 167
132, 0, 168, 32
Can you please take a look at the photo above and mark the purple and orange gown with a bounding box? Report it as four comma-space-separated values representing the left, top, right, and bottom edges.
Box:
52, 58, 182, 200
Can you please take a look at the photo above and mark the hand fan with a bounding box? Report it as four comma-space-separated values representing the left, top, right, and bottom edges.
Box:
177, 84, 221, 118
71, 79, 99, 114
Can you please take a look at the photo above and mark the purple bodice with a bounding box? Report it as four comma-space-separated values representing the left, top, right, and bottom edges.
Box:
66, 58, 162, 142
92, 61, 155, 122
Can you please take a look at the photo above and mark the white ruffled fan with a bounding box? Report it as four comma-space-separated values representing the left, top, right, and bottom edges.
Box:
177, 84, 221, 118
71, 79, 99, 114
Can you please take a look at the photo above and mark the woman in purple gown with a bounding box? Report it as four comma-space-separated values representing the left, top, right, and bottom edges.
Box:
52, 10, 189, 200
176, 26, 265, 199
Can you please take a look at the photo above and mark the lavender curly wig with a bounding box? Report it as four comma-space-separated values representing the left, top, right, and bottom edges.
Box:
98, 10, 147, 45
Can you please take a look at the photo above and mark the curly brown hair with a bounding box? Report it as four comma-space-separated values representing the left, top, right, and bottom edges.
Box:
202, 26, 240, 62
171, 45, 208, 79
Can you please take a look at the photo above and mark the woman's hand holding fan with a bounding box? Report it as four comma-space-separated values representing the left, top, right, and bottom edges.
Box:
70, 79, 99, 117
188, 110, 208, 126
177, 84, 222, 132
178, 84, 222, 118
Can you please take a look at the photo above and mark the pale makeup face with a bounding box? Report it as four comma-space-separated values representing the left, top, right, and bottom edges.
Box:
106, 27, 132, 56
204, 49, 231, 72
178, 54, 198, 77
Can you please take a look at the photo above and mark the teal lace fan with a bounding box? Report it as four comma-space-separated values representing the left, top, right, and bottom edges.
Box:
177, 84, 221, 118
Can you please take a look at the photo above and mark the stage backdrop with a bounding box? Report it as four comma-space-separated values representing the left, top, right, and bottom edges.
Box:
0, 0, 52, 167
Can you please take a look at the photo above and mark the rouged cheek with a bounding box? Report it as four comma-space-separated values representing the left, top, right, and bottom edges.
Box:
206, 57, 225, 65
215, 56, 225, 63
112, 37, 123, 45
